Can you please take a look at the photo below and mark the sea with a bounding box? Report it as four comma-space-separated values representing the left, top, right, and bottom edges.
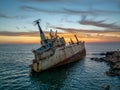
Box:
0, 42, 120, 90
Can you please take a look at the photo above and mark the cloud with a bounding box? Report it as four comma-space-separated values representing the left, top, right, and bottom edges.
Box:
0, 29, 120, 44
0, 13, 17, 19
53, 26, 95, 33
53, 26, 120, 33
20, 5, 120, 18
0, 28, 112, 37
20, 6, 64, 14
53, 26, 85, 33
20, 5, 100, 16
78, 15, 120, 30
63, 8, 97, 15
52, 26, 120, 43
64, 8, 120, 15
0, 13, 27, 19
19, 0, 120, 15
0, 31, 61, 37
91, 9, 120, 14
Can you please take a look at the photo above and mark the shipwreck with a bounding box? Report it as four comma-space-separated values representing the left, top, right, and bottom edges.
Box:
29, 20, 86, 72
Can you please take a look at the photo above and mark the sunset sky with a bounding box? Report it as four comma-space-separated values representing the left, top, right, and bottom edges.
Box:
0, 0, 120, 44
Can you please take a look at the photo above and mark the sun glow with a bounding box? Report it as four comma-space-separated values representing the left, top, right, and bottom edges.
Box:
0, 31, 120, 44
0, 36, 40, 44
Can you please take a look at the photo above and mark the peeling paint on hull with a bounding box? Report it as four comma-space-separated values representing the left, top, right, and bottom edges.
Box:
53, 48, 86, 68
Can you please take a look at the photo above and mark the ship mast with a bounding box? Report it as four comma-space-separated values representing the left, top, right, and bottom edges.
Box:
34, 19, 47, 46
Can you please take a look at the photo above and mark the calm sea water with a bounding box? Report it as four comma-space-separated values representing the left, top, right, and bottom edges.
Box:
0, 43, 120, 90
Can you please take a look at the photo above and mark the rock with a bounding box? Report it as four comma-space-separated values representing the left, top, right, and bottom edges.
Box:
106, 52, 114, 56
100, 52, 106, 55
105, 51, 120, 76
104, 85, 110, 90
113, 62, 120, 70
106, 71, 116, 76
90, 58, 94, 60
90, 57, 104, 62
105, 51, 120, 63
92, 50, 120, 76
106, 68, 120, 76
94, 58, 101, 61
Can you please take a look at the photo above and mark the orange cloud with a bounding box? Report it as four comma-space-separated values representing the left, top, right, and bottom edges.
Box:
0, 30, 120, 44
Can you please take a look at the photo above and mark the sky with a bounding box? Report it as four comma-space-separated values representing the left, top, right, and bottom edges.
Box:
0, 0, 120, 44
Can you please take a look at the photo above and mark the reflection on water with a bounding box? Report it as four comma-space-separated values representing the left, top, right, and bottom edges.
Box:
0, 43, 120, 90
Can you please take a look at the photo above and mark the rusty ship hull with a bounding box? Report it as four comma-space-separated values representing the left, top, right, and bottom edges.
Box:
30, 43, 86, 72
53, 45, 86, 68
29, 20, 86, 73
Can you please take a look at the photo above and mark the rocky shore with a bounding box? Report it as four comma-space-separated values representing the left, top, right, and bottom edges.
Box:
91, 50, 120, 76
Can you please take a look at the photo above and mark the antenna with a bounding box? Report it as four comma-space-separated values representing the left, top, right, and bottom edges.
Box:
33, 19, 43, 33
33, 19, 47, 45
33, 19, 41, 25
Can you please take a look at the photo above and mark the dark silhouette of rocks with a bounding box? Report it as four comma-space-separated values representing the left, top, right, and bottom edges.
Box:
91, 50, 120, 76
